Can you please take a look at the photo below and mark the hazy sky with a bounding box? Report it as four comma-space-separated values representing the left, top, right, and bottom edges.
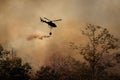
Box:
0, 0, 120, 69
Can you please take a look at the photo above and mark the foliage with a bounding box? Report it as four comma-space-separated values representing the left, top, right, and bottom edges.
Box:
70, 24, 119, 80
35, 66, 59, 80
0, 44, 31, 80
35, 54, 91, 80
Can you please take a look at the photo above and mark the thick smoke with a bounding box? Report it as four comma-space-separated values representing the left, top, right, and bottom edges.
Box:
0, 0, 120, 69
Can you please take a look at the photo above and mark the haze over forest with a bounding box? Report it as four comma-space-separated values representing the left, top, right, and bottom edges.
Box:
0, 0, 120, 69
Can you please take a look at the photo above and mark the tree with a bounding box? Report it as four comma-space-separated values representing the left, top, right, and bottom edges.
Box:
70, 24, 119, 80
35, 66, 59, 80
115, 53, 120, 63
37, 53, 90, 80
0, 44, 32, 80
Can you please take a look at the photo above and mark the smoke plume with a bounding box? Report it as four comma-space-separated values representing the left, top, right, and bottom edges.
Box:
27, 34, 50, 41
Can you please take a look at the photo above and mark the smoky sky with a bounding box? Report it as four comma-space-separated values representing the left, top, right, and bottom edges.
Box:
0, 0, 120, 69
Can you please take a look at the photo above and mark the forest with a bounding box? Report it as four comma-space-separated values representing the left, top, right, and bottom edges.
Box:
0, 24, 120, 80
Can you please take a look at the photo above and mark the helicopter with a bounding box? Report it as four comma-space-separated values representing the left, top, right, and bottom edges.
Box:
40, 17, 62, 35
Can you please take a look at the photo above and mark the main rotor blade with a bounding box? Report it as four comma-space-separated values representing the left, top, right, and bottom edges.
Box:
53, 19, 62, 22
44, 17, 51, 21
40, 17, 44, 22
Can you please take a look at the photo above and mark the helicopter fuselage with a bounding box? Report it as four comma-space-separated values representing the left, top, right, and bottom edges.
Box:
40, 17, 62, 35
46, 21, 57, 28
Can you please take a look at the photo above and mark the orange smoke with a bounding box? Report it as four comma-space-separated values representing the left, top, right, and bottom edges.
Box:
27, 34, 50, 40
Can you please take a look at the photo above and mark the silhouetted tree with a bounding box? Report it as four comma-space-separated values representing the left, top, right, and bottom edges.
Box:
36, 53, 91, 80
107, 73, 120, 80
70, 24, 119, 80
35, 66, 59, 80
0, 44, 31, 80
115, 53, 120, 63
47, 53, 89, 80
